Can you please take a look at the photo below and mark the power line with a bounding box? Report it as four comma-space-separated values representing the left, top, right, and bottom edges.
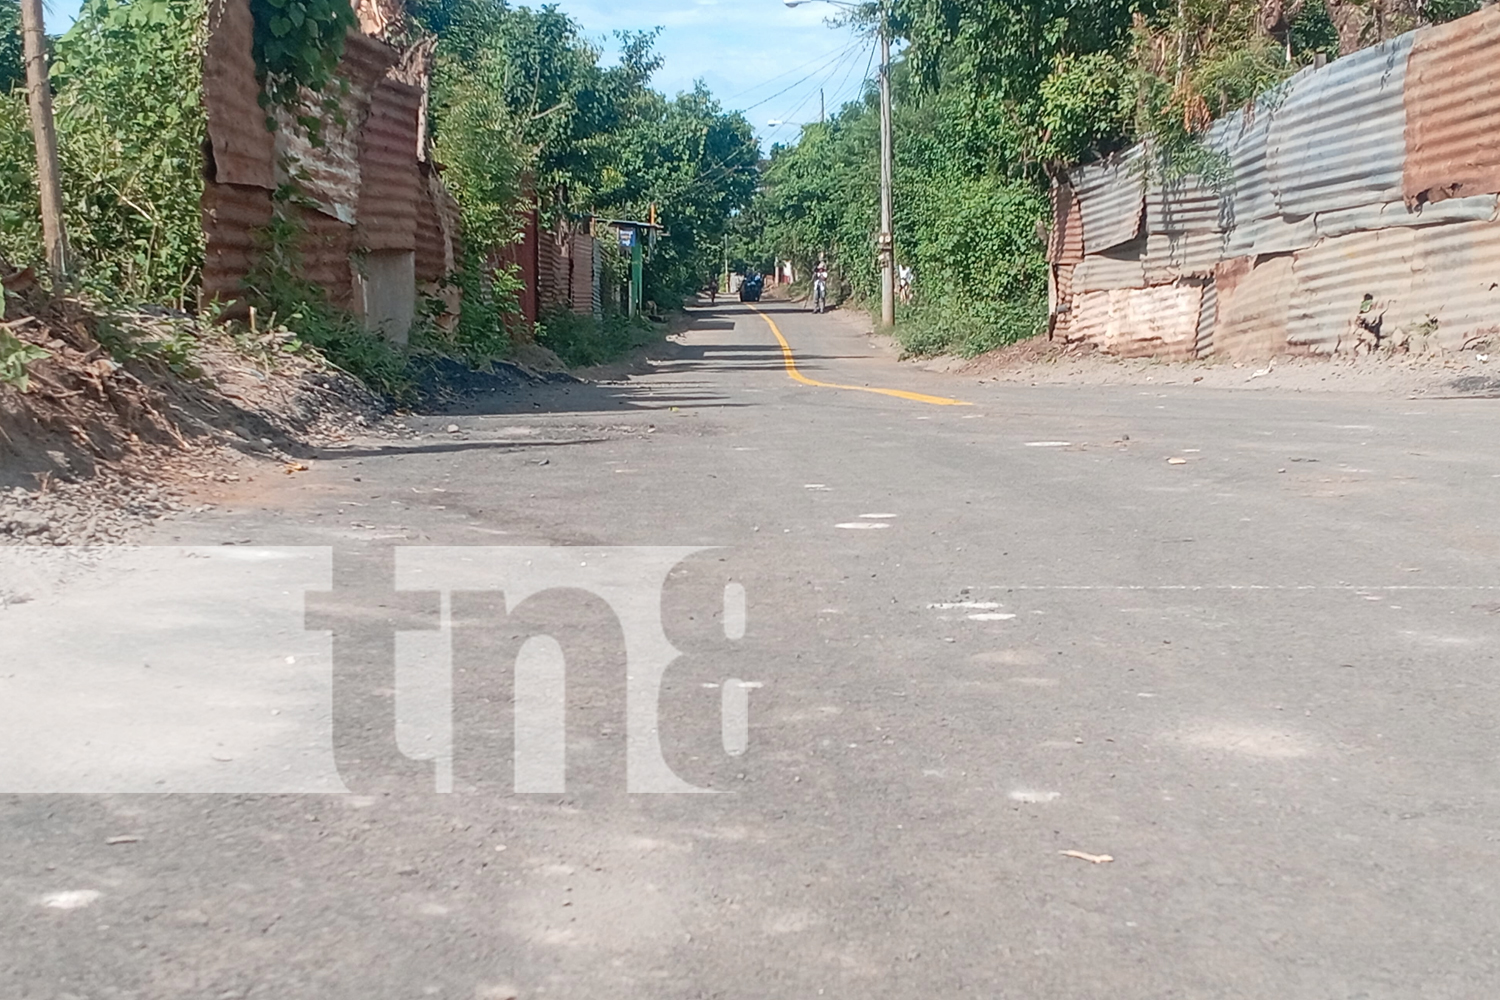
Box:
738, 39, 867, 116
720, 41, 861, 104
761, 39, 874, 146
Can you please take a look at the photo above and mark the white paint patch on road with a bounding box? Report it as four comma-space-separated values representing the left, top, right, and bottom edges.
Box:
1172, 724, 1316, 759
1024, 441, 1072, 447
835, 522, 889, 530
803, 483, 831, 490
860, 513, 897, 519
971, 649, 1046, 667
928, 601, 1001, 610
722, 582, 747, 640
40, 890, 101, 910
1008, 790, 1061, 803
968, 613, 1017, 621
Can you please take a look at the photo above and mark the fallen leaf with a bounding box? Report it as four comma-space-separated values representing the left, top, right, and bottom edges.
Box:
1166, 457, 1187, 465
1060, 850, 1113, 864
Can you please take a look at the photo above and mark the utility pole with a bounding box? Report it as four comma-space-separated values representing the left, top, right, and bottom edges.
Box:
820, 88, 825, 124
786, 0, 896, 327
19, 0, 67, 281
876, 10, 895, 329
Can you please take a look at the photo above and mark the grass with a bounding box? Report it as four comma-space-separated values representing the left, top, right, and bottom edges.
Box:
892, 295, 1048, 359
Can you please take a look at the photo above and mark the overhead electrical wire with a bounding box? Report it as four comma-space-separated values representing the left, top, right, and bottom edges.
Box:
761, 38, 875, 146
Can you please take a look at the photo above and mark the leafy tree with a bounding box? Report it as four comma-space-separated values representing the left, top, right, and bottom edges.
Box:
1, 0, 22, 94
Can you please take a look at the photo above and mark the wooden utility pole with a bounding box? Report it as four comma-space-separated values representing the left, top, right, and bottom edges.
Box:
19, 0, 67, 281
877, 15, 894, 328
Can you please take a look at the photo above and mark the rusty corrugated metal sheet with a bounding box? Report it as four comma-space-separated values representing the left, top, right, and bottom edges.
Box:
1195, 278, 1217, 358
569, 232, 595, 315
1072, 239, 1148, 292
356, 77, 422, 251
1408, 220, 1500, 352
1048, 179, 1084, 264
296, 205, 356, 308
203, 0, 273, 189
1144, 231, 1224, 284
1212, 254, 1293, 359
274, 33, 398, 225
1268, 35, 1414, 218
1071, 146, 1146, 254
1313, 194, 1497, 239
1404, 6, 1500, 208
200, 181, 274, 307
414, 179, 447, 283
1066, 285, 1203, 359
1223, 73, 1319, 257
1288, 228, 1416, 353
1050, 263, 1074, 339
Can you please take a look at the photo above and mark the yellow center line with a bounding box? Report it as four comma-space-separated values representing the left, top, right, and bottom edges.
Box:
749, 306, 972, 407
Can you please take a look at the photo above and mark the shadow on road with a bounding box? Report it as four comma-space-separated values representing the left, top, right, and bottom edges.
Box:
415, 304, 860, 417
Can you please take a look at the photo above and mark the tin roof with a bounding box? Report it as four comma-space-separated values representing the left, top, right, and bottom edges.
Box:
1404, 6, 1500, 207
1211, 254, 1293, 360
1268, 35, 1415, 218
203, 0, 274, 189
1071, 146, 1146, 254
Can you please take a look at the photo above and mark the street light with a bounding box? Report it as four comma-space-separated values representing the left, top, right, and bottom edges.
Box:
783, 0, 895, 328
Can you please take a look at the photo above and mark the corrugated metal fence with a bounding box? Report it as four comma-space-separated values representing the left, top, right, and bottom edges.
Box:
1051, 6, 1500, 359
200, 0, 595, 340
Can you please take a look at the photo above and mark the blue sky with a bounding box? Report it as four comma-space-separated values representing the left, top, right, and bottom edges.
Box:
44, 0, 877, 149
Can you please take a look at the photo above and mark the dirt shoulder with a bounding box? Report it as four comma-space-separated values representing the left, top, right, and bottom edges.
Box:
906, 333, 1500, 398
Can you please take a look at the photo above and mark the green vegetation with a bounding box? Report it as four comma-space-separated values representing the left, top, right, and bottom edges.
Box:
535, 309, 657, 368
0, 0, 22, 94
249, 0, 355, 123
748, 0, 1483, 358
2, 0, 206, 304
0, 327, 49, 391
0, 0, 759, 396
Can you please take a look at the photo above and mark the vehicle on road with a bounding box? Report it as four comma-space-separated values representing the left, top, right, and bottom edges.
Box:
738, 272, 763, 302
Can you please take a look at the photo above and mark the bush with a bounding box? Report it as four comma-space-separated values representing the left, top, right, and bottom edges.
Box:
535, 309, 657, 367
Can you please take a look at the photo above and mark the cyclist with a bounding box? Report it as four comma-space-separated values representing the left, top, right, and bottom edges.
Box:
812, 257, 829, 314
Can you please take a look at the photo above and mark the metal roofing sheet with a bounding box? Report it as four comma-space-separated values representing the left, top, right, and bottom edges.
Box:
1404, 6, 1500, 207
295, 205, 356, 308
200, 181, 274, 307
356, 78, 423, 252
1195, 277, 1217, 358
1072, 239, 1148, 292
1220, 74, 1319, 257
1071, 146, 1146, 254
1048, 179, 1084, 264
1288, 228, 1416, 353
1144, 231, 1225, 284
1145, 117, 1235, 236
1409, 219, 1500, 352
203, 0, 274, 189
1268, 34, 1414, 218
1050, 263, 1074, 339
1313, 194, 1497, 240
1066, 285, 1202, 359
273, 33, 397, 225
1212, 254, 1293, 360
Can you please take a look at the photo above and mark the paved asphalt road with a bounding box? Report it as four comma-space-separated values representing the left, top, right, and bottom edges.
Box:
5, 302, 1500, 999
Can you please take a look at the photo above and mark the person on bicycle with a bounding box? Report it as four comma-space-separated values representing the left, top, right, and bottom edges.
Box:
812, 257, 829, 314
